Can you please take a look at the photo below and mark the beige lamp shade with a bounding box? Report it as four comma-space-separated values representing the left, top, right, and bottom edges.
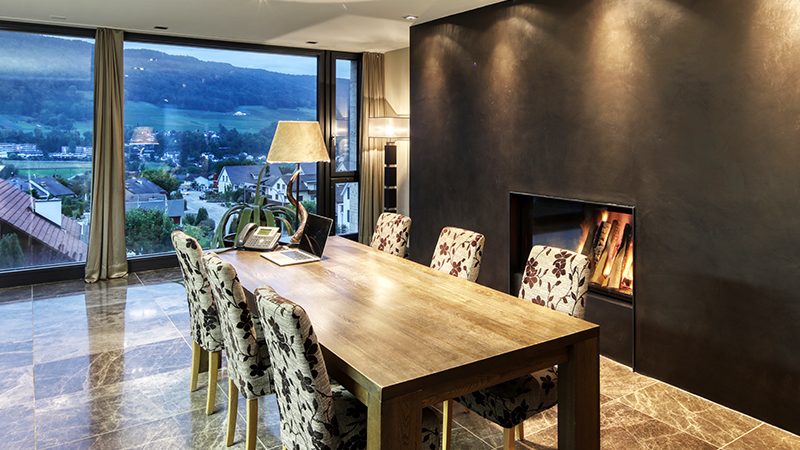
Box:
368, 116, 410, 140
267, 121, 330, 163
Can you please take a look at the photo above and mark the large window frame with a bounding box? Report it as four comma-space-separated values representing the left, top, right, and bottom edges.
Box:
323, 52, 361, 240
0, 20, 361, 288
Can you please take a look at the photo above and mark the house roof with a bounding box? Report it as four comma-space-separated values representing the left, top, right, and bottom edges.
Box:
0, 179, 87, 261
220, 165, 265, 187
33, 176, 76, 197
125, 178, 167, 195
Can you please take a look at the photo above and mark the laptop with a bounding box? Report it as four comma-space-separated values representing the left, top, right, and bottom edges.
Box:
261, 213, 333, 266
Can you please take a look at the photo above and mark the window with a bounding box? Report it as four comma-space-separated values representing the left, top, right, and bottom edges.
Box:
332, 57, 360, 236
0, 30, 94, 271
122, 41, 318, 255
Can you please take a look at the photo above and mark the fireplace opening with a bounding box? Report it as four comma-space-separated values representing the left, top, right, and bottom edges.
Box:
510, 193, 635, 302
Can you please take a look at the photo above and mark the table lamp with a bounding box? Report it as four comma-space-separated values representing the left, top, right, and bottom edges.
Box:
267, 121, 330, 245
368, 116, 409, 211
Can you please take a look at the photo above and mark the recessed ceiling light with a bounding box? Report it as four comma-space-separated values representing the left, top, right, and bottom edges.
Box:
306, 40, 318, 45
403, 15, 418, 21
154, 26, 169, 30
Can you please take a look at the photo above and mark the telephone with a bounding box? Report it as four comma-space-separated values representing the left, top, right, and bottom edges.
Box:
235, 223, 281, 251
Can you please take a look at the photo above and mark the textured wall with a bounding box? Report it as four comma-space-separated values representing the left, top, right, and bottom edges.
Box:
410, 0, 800, 432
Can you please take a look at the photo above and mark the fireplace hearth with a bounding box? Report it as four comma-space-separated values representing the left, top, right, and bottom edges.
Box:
510, 193, 635, 302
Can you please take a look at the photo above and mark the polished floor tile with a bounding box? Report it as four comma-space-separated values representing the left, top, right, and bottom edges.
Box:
33, 293, 182, 364
619, 382, 761, 447
599, 356, 657, 400
0, 365, 34, 409
722, 423, 800, 450
34, 337, 191, 400
0, 285, 32, 304
7, 271, 799, 449
0, 339, 33, 369
135, 268, 183, 285
523, 400, 715, 450
0, 404, 35, 450
35, 367, 225, 449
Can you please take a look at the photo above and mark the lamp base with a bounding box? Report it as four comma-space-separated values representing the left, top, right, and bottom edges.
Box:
286, 167, 307, 245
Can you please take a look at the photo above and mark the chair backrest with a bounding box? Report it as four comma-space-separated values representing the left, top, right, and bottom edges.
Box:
517, 245, 591, 319
430, 227, 485, 282
170, 230, 223, 352
255, 286, 341, 449
370, 212, 412, 257
203, 252, 272, 398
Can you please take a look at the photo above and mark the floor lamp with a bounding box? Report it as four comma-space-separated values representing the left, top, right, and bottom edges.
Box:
368, 116, 409, 212
267, 121, 330, 245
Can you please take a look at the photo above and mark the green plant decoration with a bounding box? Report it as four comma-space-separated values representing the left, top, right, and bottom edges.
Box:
213, 163, 296, 248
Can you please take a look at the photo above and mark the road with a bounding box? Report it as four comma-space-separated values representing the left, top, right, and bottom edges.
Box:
183, 190, 229, 224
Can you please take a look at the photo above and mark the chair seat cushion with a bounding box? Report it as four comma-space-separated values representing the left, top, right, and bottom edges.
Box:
455, 366, 558, 429
329, 383, 442, 450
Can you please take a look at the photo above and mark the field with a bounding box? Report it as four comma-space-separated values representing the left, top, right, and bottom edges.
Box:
124, 102, 316, 133
0, 160, 92, 178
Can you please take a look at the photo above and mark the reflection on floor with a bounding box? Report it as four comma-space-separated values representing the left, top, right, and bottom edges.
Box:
0, 269, 798, 449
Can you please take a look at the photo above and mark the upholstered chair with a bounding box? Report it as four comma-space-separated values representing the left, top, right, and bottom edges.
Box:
369, 212, 412, 257
255, 286, 443, 450
446, 245, 591, 450
203, 252, 274, 450
430, 227, 485, 282
170, 230, 224, 416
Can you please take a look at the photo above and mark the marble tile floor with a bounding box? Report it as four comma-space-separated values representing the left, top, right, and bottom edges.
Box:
0, 269, 798, 450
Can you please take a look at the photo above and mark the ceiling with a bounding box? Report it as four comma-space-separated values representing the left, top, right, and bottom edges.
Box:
0, 0, 503, 52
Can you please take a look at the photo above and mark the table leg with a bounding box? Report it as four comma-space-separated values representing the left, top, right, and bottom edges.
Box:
558, 336, 599, 450
367, 391, 423, 450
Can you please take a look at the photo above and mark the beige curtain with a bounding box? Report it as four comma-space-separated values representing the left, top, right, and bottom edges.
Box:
85, 28, 128, 282
358, 53, 388, 244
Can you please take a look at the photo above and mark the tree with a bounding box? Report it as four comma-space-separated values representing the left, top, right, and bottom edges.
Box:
141, 169, 180, 194
0, 164, 17, 179
195, 207, 209, 224
0, 234, 25, 269
125, 208, 175, 255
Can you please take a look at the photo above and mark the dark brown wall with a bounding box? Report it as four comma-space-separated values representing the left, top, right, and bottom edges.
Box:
409, 0, 800, 433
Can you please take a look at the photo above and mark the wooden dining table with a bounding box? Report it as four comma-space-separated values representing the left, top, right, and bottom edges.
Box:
218, 236, 599, 450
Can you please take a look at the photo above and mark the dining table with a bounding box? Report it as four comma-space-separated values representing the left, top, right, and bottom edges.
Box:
218, 236, 600, 450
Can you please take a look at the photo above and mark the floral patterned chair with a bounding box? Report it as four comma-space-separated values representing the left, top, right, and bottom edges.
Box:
203, 252, 274, 450
429, 227, 485, 282
255, 286, 443, 450
170, 230, 225, 416
369, 212, 412, 257
447, 245, 591, 450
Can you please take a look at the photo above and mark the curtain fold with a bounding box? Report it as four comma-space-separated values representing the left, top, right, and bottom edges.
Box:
85, 28, 128, 283
358, 52, 387, 244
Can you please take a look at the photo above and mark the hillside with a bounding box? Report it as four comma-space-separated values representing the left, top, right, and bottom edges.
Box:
0, 32, 317, 130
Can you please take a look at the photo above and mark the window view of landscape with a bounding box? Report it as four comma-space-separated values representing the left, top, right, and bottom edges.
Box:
333, 59, 359, 234
0, 31, 361, 271
123, 42, 322, 255
0, 31, 93, 271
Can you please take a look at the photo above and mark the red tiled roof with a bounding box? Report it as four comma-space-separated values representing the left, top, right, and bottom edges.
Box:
0, 179, 87, 261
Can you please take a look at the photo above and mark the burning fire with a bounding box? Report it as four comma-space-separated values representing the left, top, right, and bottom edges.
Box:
601, 210, 609, 222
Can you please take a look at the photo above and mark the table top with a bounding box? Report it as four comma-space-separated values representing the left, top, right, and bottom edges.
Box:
218, 237, 598, 400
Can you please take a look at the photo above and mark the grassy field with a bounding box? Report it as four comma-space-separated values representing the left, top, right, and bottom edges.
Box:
124, 102, 316, 133
0, 160, 92, 178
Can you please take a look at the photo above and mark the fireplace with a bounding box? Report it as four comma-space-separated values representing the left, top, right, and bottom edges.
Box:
510, 193, 635, 302
509, 192, 636, 364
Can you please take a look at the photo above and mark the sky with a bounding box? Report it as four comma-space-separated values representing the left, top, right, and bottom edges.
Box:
124, 42, 317, 76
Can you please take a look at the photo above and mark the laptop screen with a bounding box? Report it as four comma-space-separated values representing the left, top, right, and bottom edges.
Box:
299, 213, 333, 257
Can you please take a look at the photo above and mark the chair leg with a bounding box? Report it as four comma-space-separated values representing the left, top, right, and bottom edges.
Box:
442, 400, 453, 450
503, 427, 515, 450
226, 379, 239, 447
190, 341, 202, 392
206, 351, 220, 415
516, 422, 524, 440
246, 398, 258, 450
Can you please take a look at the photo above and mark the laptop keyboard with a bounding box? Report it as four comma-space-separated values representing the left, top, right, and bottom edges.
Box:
283, 250, 313, 261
